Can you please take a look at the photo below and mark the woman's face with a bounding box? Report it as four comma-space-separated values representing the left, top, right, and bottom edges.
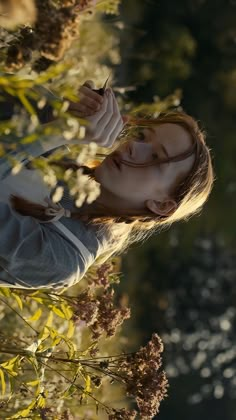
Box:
94, 123, 195, 216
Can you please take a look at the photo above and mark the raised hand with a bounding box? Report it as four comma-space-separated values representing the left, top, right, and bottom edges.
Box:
68, 80, 124, 148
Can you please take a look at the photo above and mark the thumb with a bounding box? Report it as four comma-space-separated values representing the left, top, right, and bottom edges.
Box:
83, 80, 95, 89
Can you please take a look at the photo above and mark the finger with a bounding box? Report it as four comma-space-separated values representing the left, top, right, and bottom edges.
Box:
104, 117, 124, 148
92, 90, 114, 139
68, 103, 94, 117
110, 89, 122, 120
79, 85, 103, 105
101, 92, 122, 146
86, 93, 110, 125
102, 112, 123, 147
70, 96, 101, 112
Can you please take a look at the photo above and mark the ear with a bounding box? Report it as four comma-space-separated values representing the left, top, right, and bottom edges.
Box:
145, 199, 177, 217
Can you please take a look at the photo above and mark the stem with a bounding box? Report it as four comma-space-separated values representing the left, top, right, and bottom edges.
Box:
38, 359, 111, 411
0, 297, 38, 334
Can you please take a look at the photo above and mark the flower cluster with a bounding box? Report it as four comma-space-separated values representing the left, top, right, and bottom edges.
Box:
89, 262, 116, 289
5, 0, 82, 70
69, 168, 101, 207
72, 289, 98, 326
118, 334, 169, 419
92, 288, 130, 338
70, 278, 130, 338
80, 333, 168, 419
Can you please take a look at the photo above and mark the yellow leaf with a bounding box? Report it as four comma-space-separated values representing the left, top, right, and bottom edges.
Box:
12, 293, 23, 310
17, 91, 36, 116
52, 336, 62, 346
21, 133, 38, 145
51, 305, 66, 319
9, 399, 36, 418
29, 296, 43, 304
37, 394, 46, 408
0, 287, 11, 297
85, 375, 91, 393
0, 356, 19, 376
26, 379, 40, 387
0, 369, 6, 395
45, 311, 54, 327
61, 302, 73, 320
28, 308, 42, 322
67, 320, 75, 339
64, 338, 76, 359
49, 327, 60, 340
38, 326, 50, 342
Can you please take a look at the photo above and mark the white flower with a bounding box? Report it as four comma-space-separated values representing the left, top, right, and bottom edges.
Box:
52, 186, 64, 203
43, 168, 57, 188
64, 168, 73, 181
75, 192, 86, 208
11, 162, 23, 175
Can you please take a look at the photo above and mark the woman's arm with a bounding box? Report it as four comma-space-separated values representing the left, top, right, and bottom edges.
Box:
0, 81, 123, 179
68, 81, 124, 148
0, 202, 87, 289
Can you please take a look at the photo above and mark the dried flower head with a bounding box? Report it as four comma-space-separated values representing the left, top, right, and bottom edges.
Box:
71, 290, 98, 326
91, 288, 130, 339
118, 334, 169, 419
108, 408, 137, 420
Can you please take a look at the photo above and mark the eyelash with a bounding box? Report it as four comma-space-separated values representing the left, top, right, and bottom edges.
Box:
135, 131, 159, 161
137, 131, 145, 141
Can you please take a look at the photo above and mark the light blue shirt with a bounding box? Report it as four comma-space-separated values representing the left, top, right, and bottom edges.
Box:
0, 132, 106, 289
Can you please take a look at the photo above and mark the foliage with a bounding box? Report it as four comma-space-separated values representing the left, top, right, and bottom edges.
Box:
0, 262, 168, 419
0, 1, 169, 418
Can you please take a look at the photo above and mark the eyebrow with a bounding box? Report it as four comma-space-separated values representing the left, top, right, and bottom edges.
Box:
147, 127, 169, 158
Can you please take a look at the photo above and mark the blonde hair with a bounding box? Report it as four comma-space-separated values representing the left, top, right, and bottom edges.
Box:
11, 111, 214, 263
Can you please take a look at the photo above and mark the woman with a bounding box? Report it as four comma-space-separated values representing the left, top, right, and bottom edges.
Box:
0, 81, 214, 289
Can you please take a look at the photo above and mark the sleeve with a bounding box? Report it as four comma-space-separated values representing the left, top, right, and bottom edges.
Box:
0, 202, 85, 289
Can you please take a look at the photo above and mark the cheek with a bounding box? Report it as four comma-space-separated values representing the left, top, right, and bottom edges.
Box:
95, 162, 157, 198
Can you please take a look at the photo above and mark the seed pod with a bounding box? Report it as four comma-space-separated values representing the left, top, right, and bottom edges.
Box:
92, 76, 110, 96
92, 87, 105, 96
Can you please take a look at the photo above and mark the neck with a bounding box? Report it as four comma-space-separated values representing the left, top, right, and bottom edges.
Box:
74, 185, 143, 219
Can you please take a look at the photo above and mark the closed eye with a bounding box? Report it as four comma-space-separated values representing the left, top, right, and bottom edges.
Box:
136, 131, 145, 141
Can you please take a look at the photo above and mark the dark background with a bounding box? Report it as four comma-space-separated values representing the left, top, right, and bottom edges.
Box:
110, 0, 236, 418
